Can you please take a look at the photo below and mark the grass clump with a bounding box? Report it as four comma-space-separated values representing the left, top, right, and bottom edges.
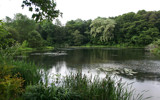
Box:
62, 73, 142, 100
23, 73, 145, 100
23, 84, 78, 100
11, 60, 42, 86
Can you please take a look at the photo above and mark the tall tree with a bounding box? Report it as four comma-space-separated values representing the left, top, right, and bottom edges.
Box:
90, 18, 116, 42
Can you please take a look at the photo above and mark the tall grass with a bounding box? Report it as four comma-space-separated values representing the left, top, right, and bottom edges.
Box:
11, 60, 42, 86
23, 84, 78, 100
23, 73, 146, 100
0, 43, 42, 87
62, 73, 143, 100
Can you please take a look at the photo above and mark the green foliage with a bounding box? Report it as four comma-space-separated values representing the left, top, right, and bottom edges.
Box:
147, 39, 160, 55
0, 43, 42, 87
90, 18, 116, 42
62, 73, 143, 100
0, 61, 24, 100
0, 43, 20, 64
23, 84, 77, 100
0, 20, 15, 49
21, 0, 61, 22
21, 40, 29, 48
11, 60, 42, 86
4, 14, 37, 43
0, 20, 8, 38
113, 10, 160, 46
72, 30, 85, 46
0, 72, 24, 100
2, 10, 160, 49
65, 19, 91, 46
23, 73, 144, 100
28, 30, 43, 48
38, 20, 68, 46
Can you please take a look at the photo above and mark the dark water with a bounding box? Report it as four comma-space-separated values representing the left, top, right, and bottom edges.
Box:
19, 48, 160, 100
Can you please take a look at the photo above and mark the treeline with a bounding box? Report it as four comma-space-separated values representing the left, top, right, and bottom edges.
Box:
1, 10, 160, 48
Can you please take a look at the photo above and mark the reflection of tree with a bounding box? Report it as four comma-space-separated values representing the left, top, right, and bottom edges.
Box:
64, 48, 146, 66
23, 48, 153, 71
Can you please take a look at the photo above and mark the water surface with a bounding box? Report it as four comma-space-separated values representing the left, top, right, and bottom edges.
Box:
22, 48, 160, 100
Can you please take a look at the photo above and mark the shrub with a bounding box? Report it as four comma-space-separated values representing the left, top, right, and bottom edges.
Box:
0, 65, 24, 100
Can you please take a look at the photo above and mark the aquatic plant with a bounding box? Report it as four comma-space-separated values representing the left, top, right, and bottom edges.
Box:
97, 67, 138, 76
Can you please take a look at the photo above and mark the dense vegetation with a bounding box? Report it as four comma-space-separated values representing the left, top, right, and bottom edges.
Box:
1, 10, 160, 49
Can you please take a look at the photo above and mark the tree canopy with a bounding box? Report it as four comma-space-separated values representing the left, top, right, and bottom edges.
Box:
22, 0, 61, 22
90, 18, 116, 42
2, 10, 160, 48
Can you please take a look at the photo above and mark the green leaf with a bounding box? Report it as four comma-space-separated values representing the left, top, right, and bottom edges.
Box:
29, 7, 33, 11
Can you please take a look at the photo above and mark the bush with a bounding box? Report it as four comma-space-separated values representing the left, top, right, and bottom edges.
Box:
0, 65, 24, 100
28, 30, 43, 48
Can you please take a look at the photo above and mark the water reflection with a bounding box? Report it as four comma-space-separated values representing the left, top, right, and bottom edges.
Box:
19, 48, 160, 100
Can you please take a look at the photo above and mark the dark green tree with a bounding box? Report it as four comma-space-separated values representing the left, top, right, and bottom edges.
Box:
21, 0, 61, 22
28, 30, 43, 48
5, 13, 37, 43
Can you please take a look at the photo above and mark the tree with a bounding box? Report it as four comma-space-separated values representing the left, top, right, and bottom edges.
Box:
28, 30, 43, 48
0, 20, 14, 48
37, 20, 68, 46
5, 13, 37, 43
0, 20, 8, 39
21, 0, 61, 22
90, 18, 116, 42
72, 30, 85, 46
65, 19, 90, 45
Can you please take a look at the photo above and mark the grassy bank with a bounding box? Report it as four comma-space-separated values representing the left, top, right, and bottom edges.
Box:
18, 46, 54, 52
71, 44, 144, 48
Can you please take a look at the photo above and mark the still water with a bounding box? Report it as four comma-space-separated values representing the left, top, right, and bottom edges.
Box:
22, 48, 160, 100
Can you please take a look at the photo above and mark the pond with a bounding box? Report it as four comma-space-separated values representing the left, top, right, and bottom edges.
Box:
20, 48, 160, 100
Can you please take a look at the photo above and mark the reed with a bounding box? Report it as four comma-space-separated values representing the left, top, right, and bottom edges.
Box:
23, 73, 146, 100
11, 60, 42, 86
62, 73, 142, 100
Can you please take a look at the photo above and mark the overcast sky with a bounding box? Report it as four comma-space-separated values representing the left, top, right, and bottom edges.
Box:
0, 0, 160, 25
